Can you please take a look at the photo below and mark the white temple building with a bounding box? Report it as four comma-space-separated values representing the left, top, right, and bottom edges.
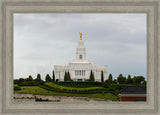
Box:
54, 33, 108, 82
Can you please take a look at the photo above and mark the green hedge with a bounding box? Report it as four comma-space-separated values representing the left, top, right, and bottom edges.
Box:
39, 83, 106, 94
18, 81, 44, 86
38, 83, 126, 95
55, 82, 108, 88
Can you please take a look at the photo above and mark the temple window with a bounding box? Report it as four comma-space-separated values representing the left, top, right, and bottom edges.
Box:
80, 55, 82, 59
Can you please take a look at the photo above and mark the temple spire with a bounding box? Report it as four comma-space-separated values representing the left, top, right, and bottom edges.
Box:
80, 32, 82, 40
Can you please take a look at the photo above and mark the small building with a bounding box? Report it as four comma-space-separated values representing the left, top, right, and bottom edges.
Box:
118, 86, 146, 102
54, 33, 108, 82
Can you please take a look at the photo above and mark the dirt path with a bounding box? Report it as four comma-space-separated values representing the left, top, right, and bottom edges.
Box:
14, 93, 112, 102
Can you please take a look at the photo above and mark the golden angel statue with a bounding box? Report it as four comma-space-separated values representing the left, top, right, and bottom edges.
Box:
80, 32, 82, 40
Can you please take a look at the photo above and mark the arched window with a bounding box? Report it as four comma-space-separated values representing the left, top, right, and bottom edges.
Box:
79, 55, 82, 59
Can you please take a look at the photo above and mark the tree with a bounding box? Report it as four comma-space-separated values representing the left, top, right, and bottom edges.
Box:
117, 74, 126, 84
36, 74, 41, 80
16, 78, 25, 85
68, 71, 71, 81
142, 80, 146, 86
136, 76, 145, 84
108, 73, 113, 84
19, 78, 25, 83
89, 70, 95, 82
64, 71, 68, 82
34, 74, 43, 83
101, 71, 104, 82
112, 79, 117, 84
52, 70, 55, 82
14, 79, 20, 85
132, 76, 145, 85
126, 75, 132, 84
105, 80, 108, 83
26, 75, 33, 81
45, 74, 52, 82
64, 71, 71, 82
29, 75, 33, 80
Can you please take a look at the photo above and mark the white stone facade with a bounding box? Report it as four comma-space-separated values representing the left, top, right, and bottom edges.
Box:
54, 38, 107, 82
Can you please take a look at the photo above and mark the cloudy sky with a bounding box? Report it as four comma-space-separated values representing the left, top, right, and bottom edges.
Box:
14, 13, 146, 80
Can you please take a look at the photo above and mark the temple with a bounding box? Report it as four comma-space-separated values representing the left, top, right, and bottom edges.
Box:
54, 33, 108, 82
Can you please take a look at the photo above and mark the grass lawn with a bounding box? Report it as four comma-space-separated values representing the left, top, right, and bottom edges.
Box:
14, 86, 119, 101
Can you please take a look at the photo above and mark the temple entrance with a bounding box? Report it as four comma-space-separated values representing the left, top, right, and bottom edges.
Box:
77, 79, 82, 82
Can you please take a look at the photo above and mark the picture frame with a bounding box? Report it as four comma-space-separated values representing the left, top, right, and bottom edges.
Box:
0, 0, 159, 114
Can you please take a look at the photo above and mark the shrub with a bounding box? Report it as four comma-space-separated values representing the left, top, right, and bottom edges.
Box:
14, 84, 21, 91
45, 74, 52, 82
